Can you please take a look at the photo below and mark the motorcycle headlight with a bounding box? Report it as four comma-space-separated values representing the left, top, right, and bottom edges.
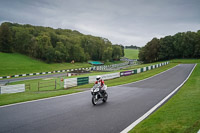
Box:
94, 88, 99, 92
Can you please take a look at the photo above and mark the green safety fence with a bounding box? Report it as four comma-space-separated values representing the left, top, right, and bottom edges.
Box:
146, 66, 149, 71
77, 77, 89, 86
133, 69, 137, 74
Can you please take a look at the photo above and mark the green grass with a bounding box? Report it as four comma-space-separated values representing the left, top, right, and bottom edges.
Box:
124, 49, 139, 59
0, 52, 91, 77
0, 62, 175, 106
9, 78, 64, 92
104, 61, 124, 65
171, 59, 200, 64
130, 60, 200, 133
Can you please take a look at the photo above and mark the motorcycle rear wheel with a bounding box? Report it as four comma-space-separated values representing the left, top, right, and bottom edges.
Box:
102, 92, 108, 103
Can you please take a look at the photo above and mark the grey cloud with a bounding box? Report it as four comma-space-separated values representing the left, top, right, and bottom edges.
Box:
0, 0, 200, 46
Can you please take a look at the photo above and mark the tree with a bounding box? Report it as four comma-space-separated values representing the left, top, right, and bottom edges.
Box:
102, 47, 112, 62
14, 27, 32, 54
54, 42, 68, 62
158, 36, 174, 60
141, 38, 160, 63
112, 45, 122, 60
138, 47, 146, 62
194, 31, 200, 58
0, 23, 13, 52
69, 44, 85, 62
36, 34, 53, 60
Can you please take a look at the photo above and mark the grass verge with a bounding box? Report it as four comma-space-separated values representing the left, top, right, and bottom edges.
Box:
0, 63, 176, 106
130, 62, 200, 133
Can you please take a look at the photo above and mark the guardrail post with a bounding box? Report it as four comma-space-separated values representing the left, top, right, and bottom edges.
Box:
55, 80, 56, 90
38, 82, 39, 91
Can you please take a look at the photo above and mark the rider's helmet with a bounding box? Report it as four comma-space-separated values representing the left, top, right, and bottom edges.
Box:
96, 75, 102, 81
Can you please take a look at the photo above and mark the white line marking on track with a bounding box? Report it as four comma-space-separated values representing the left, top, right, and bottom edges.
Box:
120, 64, 197, 133
0, 91, 88, 108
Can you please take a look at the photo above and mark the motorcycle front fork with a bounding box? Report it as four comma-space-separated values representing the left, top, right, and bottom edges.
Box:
95, 94, 98, 99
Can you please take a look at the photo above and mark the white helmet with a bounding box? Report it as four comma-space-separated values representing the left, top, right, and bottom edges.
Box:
96, 75, 102, 81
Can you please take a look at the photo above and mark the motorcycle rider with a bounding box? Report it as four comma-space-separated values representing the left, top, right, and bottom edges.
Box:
95, 75, 105, 93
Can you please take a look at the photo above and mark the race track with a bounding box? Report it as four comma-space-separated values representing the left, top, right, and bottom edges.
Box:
0, 64, 195, 133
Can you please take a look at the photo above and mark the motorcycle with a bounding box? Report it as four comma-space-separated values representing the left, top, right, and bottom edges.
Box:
91, 84, 108, 105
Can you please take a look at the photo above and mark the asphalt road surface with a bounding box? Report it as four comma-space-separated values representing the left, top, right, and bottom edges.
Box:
0, 64, 195, 133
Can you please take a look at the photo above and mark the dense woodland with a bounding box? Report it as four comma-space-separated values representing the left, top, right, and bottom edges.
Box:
139, 30, 200, 63
0, 22, 124, 63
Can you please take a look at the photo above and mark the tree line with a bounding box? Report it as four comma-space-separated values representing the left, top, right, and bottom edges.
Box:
139, 30, 200, 63
125, 45, 140, 49
0, 22, 124, 63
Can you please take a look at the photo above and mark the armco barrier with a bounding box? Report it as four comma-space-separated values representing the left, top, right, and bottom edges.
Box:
0, 84, 25, 94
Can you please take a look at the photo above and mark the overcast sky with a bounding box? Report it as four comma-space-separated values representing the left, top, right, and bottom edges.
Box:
0, 0, 200, 46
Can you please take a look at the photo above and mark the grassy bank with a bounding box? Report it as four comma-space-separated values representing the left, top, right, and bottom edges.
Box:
124, 49, 139, 59
0, 52, 91, 77
130, 60, 200, 133
0, 62, 176, 106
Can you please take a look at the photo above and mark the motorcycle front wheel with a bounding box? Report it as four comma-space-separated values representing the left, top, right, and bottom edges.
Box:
92, 95, 98, 105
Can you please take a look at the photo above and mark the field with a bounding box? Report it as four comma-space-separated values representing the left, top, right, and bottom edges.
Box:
124, 49, 139, 59
0, 52, 91, 77
130, 59, 200, 133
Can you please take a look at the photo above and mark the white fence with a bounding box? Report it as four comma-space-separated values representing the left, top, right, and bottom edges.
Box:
89, 76, 97, 84
101, 73, 120, 80
0, 84, 25, 94
64, 78, 77, 88
89, 72, 120, 84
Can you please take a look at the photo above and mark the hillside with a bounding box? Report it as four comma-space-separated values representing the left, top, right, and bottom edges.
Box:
124, 49, 139, 59
0, 22, 124, 63
0, 52, 91, 77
